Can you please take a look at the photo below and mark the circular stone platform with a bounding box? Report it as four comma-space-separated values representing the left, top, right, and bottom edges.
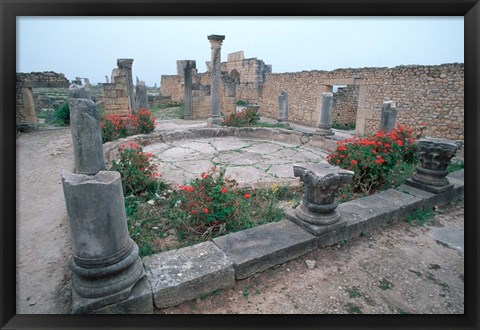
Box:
143, 137, 329, 189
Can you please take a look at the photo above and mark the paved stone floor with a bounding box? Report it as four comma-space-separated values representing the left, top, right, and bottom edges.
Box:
143, 136, 329, 189
143, 118, 356, 188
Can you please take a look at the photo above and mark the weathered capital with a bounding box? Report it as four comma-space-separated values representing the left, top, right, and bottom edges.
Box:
117, 58, 134, 69
208, 34, 225, 48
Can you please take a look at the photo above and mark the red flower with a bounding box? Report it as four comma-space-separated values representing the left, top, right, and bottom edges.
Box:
221, 187, 228, 194
351, 160, 358, 165
244, 193, 251, 199
192, 209, 198, 215
203, 208, 209, 214
201, 172, 210, 179
397, 140, 403, 146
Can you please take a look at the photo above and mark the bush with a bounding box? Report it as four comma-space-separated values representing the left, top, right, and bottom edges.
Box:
236, 99, 249, 106
109, 141, 161, 196
53, 103, 70, 125
101, 109, 156, 142
328, 125, 417, 195
223, 108, 259, 127
166, 167, 256, 241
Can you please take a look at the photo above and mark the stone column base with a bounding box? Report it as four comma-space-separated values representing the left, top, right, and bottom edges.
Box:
207, 117, 223, 127
315, 128, 334, 136
405, 178, 454, 194
72, 274, 153, 314
285, 208, 347, 236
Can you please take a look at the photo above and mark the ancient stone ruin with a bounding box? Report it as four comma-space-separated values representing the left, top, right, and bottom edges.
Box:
61, 85, 151, 314
16, 71, 70, 130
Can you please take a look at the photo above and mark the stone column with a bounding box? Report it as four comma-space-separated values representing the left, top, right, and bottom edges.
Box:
316, 92, 334, 136
180, 60, 197, 120
277, 91, 289, 125
62, 86, 150, 314
135, 81, 148, 110
405, 138, 459, 193
117, 58, 136, 113
286, 162, 353, 235
21, 87, 36, 125
207, 35, 225, 126
379, 100, 398, 132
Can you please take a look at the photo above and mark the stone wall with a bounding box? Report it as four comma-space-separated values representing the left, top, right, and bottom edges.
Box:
102, 69, 130, 116
160, 75, 183, 104
261, 63, 464, 141
332, 85, 359, 126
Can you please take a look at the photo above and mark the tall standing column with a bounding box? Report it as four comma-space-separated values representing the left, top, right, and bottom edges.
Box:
180, 60, 196, 120
117, 58, 136, 113
316, 92, 334, 136
277, 91, 289, 125
207, 35, 225, 126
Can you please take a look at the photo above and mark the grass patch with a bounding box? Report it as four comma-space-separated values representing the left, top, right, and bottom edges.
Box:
149, 105, 184, 120
378, 278, 393, 290
332, 122, 356, 130
345, 303, 363, 314
406, 207, 435, 226
447, 161, 464, 173
346, 286, 362, 298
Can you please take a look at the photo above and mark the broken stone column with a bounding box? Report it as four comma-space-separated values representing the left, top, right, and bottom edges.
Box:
277, 91, 289, 125
179, 60, 196, 119
117, 58, 136, 113
105, 76, 109, 83
405, 138, 459, 194
62, 86, 150, 313
135, 80, 148, 110
379, 100, 398, 132
286, 162, 353, 235
316, 92, 334, 136
207, 35, 225, 126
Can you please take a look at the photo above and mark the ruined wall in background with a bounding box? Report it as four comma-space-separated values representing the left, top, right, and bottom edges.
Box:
102, 69, 130, 116
261, 63, 464, 141
332, 85, 359, 126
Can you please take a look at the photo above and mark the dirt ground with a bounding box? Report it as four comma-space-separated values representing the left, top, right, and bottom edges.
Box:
16, 127, 464, 314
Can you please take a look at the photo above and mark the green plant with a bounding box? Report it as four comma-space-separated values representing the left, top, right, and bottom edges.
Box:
53, 102, 70, 125
166, 167, 253, 241
109, 141, 161, 196
378, 278, 393, 290
447, 161, 464, 173
346, 286, 362, 298
406, 207, 435, 226
332, 122, 356, 130
236, 99, 249, 106
345, 303, 363, 314
223, 108, 259, 127
328, 124, 417, 195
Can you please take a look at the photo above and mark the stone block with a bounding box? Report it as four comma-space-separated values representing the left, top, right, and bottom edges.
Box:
77, 276, 153, 314
213, 220, 317, 279
143, 241, 234, 309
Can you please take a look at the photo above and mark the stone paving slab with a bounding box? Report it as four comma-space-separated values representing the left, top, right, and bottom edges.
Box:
213, 220, 318, 279
428, 227, 464, 252
143, 241, 234, 309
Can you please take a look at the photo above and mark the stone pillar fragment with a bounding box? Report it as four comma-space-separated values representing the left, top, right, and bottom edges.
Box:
21, 87, 36, 124
286, 162, 353, 235
68, 86, 105, 175
379, 100, 398, 132
316, 92, 334, 136
207, 35, 225, 126
117, 58, 135, 113
277, 91, 289, 125
406, 138, 459, 193
178, 60, 196, 119
135, 81, 148, 110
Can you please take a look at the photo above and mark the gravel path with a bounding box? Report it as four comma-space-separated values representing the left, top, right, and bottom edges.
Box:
16, 127, 464, 314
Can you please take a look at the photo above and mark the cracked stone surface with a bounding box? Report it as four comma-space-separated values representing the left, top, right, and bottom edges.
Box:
143, 137, 329, 188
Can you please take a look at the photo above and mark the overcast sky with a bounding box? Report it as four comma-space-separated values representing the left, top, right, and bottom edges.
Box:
17, 17, 464, 86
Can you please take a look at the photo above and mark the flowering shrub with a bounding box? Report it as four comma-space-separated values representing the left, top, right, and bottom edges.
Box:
223, 107, 259, 127
101, 109, 156, 142
110, 142, 161, 196
328, 124, 417, 195
167, 167, 250, 239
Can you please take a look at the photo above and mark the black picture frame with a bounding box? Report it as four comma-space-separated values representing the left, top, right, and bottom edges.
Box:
2, 1, 478, 329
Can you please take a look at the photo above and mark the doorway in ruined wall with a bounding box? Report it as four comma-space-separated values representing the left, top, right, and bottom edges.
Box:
321, 78, 367, 136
